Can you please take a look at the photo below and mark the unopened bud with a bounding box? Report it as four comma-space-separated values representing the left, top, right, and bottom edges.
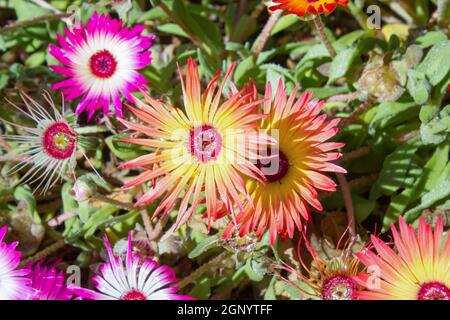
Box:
109, 0, 132, 18
357, 54, 404, 103
71, 177, 96, 202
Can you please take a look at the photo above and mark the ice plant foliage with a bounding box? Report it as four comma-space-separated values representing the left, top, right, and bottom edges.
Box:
49, 12, 155, 119
119, 58, 273, 228
355, 217, 450, 300
28, 261, 78, 300
224, 81, 345, 244
275, 230, 360, 300
270, 0, 348, 16
0, 92, 81, 194
71, 234, 192, 300
0, 226, 34, 300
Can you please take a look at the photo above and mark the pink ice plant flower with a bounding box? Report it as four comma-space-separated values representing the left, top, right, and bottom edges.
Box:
28, 261, 79, 300
49, 12, 155, 119
71, 234, 194, 300
0, 226, 35, 300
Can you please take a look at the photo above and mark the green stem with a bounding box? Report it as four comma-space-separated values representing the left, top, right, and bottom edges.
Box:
178, 251, 230, 289
75, 125, 109, 135
336, 173, 356, 236
140, 209, 154, 240
312, 15, 336, 58
252, 10, 283, 62
19, 240, 66, 267
0, 13, 70, 35
238, 1, 266, 43
437, 0, 450, 27
92, 193, 135, 211
338, 100, 372, 129
339, 146, 371, 163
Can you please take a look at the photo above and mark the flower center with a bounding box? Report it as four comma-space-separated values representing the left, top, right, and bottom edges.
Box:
89, 50, 117, 79
121, 290, 147, 300
322, 275, 357, 300
256, 149, 290, 183
418, 282, 450, 300
189, 125, 222, 163
42, 122, 76, 160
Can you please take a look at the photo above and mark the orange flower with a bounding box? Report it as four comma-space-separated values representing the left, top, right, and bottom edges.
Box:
355, 217, 450, 300
224, 81, 345, 244
270, 0, 349, 17
118, 58, 273, 229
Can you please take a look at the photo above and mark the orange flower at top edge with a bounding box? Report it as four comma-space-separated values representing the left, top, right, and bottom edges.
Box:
270, 0, 349, 17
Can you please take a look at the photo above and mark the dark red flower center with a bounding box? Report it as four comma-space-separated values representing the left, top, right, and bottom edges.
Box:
256, 149, 290, 183
322, 274, 357, 300
42, 122, 76, 160
418, 282, 450, 300
121, 290, 147, 300
89, 50, 117, 79
189, 125, 222, 163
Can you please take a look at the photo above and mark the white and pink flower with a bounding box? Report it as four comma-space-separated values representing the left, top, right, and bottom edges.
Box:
0, 92, 90, 194
0, 226, 34, 300
49, 12, 155, 119
71, 234, 193, 300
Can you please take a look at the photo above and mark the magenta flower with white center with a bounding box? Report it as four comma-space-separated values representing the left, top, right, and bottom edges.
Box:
71, 234, 194, 300
28, 261, 79, 300
0, 226, 35, 300
49, 12, 155, 119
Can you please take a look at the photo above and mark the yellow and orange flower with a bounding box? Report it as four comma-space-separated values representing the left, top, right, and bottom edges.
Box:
355, 217, 450, 300
224, 81, 345, 244
118, 58, 273, 228
270, 0, 349, 17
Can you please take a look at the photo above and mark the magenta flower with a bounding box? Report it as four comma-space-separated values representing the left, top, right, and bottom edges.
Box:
28, 261, 79, 300
0, 226, 35, 300
71, 234, 194, 300
49, 12, 155, 119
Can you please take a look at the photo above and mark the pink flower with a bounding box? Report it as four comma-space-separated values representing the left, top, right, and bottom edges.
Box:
28, 261, 79, 300
0, 226, 34, 300
71, 234, 194, 300
49, 12, 155, 119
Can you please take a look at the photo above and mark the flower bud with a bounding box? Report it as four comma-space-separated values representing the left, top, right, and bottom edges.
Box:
71, 177, 96, 202
357, 54, 405, 103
